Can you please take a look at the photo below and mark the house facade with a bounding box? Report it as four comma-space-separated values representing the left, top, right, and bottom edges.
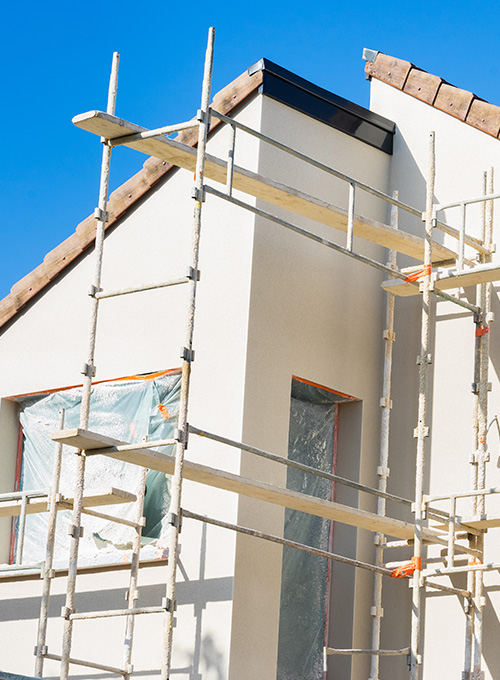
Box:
0, 48, 499, 680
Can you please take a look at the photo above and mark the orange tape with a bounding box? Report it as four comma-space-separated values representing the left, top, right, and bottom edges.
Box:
405, 265, 432, 283
157, 403, 170, 420
390, 556, 421, 578
475, 326, 490, 337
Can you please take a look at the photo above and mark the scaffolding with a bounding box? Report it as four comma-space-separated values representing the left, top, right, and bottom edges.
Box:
2, 26, 500, 680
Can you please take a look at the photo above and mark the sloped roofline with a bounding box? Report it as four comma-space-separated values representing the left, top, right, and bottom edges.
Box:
0, 66, 263, 331
364, 49, 500, 138
0, 59, 394, 331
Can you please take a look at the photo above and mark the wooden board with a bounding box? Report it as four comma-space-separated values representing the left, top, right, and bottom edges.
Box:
0, 487, 136, 519
432, 515, 500, 531
73, 111, 456, 264
381, 263, 500, 297
53, 428, 442, 542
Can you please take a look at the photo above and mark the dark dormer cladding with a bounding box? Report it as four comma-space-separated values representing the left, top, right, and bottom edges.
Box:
248, 58, 395, 154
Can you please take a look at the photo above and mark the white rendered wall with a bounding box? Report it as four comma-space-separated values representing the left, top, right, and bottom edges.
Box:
370, 80, 500, 680
0, 94, 263, 680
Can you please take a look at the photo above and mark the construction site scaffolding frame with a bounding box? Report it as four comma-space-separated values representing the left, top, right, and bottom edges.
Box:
6, 26, 498, 680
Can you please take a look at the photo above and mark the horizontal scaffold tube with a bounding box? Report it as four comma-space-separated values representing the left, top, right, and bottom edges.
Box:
205, 186, 479, 315
325, 647, 410, 656
210, 108, 487, 255
182, 509, 394, 576
189, 424, 411, 505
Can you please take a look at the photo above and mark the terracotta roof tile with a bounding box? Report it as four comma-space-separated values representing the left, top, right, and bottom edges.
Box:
365, 53, 412, 90
467, 98, 500, 137
403, 69, 442, 105
365, 50, 500, 138
0, 68, 263, 330
434, 82, 474, 121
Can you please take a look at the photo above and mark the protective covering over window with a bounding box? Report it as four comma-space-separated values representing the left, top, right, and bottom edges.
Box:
14, 370, 180, 567
277, 379, 347, 680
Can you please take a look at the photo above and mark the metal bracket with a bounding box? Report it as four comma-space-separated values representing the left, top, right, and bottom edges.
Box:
413, 426, 429, 438
175, 428, 189, 448
125, 589, 139, 602
471, 381, 492, 394
383, 329, 396, 342
41, 567, 55, 580
370, 605, 383, 617
88, 284, 103, 298
379, 396, 393, 409
180, 347, 195, 363
191, 186, 206, 202
34, 645, 48, 656
374, 534, 386, 546
81, 362, 96, 378
187, 267, 201, 282
162, 597, 176, 612
168, 512, 180, 529
470, 450, 490, 464
68, 525, 84, 539
377, 465, 390, 479
94, 207, 109, 223
61, 606, 73, 620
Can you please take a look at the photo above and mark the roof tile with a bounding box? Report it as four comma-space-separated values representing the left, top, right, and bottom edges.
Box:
365, 53, 412, 90
403, 69, 442, 105
434, 83, 475, 121
0, 68, 263, 330
467, 98, 500, 137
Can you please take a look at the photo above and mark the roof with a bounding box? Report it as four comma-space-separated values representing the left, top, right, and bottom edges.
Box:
0, 60, 392, 331
364, 49, 500, 138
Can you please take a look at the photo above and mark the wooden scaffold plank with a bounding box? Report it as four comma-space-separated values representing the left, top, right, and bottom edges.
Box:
0, 488, 136, 518
53, 428, 443, 543
73, 110, 457, 264
381, 262, 500, 297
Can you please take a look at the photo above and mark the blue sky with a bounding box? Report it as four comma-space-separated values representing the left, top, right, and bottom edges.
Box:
1, 0, 499, 301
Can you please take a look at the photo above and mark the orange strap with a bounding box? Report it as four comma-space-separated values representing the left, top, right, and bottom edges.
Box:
390, 556, 421, 578
475, 326, 490, 337
405, 265, 432, 283
157, 403, 171, 420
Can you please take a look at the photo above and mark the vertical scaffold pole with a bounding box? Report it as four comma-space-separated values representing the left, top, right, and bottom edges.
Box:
162, 27, 215, 680
471, 168, 493, 680
35, 408, 65, 677
410, 131, 435, 680
465, 170, 491, 678
369, 192, 398, 680
123, 467, 147, 677
60, 51, 120, 680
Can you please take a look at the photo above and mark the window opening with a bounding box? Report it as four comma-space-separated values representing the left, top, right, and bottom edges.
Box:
276, 377, 356, 680
9, 370, 181, 568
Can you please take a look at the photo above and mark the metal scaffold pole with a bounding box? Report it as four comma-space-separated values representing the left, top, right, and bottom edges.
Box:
35, 409, 65, 677
410, 131, 435, 680
467, 167, 494, 680
162, 27, 215, 680
369, 193, 398, 680
60, 51, 120, 680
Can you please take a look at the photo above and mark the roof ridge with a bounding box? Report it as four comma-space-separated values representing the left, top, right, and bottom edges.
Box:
0, 67, 263, 330
363, 50, 500, 139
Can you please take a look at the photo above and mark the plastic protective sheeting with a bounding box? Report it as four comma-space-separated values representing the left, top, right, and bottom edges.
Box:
277, 380, 345, 680
15, 371, 181, 566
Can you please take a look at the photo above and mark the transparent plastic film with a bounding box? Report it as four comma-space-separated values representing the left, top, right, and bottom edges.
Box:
14, 371, 181, 566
